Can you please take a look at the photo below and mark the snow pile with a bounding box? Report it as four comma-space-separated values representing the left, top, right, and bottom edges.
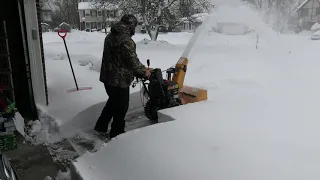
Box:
44, 169, 71, 180
298, 30, 313, 36
136, 38, 175, 47
55, 169, 71, 180
25, 105, 61, 145
311, 22, 320, 31
311, 30, 320, 40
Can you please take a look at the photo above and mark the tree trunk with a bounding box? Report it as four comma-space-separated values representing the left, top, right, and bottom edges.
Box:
146, 25, 159, 41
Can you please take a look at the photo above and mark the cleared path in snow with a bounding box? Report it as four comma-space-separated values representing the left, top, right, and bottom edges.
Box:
47, 91, 157, 168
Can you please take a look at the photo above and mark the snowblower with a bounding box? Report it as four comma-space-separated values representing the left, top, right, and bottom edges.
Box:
133, 58, 207, 121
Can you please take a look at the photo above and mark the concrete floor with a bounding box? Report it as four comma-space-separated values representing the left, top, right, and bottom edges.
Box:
4, 133, 59, 180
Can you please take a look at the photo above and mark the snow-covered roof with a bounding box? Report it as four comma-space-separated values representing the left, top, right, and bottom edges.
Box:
179, 13, 209, 23
311, 22, 320, 31
59, 22, 70, 27
41, 22, 50, 26
78, 2, 118, 10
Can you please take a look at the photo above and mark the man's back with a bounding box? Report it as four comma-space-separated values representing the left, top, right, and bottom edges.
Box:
99, 21, 145, 88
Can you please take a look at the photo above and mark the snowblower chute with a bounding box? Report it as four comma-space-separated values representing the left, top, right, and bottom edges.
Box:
134, 57, 207, 121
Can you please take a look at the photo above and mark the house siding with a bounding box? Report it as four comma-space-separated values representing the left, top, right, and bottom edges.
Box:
78, 8, 119, 30
36, 0, 49, 105
299, 0, 320, 25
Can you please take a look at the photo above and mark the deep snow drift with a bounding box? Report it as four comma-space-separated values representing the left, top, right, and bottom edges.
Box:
71, 4, 320, 180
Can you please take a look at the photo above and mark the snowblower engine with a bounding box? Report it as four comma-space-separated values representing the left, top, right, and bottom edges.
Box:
143, 67, 182, 121
133, 60, 182, 121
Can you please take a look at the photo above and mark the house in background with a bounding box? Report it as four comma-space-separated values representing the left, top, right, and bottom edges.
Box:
41, 22, 50, 32
59, 22, 71, 32
297, 0, 320, 30
178, 13, 208, 32
40, 2, 52, 24
78, 1, 120, 31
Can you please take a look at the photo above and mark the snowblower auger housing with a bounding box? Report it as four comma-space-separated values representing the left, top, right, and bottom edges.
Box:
138, 57, 208, 121
173, 57, 208, 104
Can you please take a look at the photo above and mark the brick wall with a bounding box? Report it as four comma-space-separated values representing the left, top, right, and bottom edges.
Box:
36, 0, 49, 105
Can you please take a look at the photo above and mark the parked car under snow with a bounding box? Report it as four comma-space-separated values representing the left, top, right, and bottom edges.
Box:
311, 30, 320, 40
213, 22, 250, 35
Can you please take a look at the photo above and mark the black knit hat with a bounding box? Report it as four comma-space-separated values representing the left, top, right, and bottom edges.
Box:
121, 14, 138, 29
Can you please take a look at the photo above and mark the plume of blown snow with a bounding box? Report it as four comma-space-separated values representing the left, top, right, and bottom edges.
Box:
209, 4, 275, 37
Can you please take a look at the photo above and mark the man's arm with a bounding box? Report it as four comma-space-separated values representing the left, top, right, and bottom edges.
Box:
121, 39, 146, 77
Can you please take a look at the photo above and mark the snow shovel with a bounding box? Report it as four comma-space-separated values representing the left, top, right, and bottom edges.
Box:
58, 29, 92, 93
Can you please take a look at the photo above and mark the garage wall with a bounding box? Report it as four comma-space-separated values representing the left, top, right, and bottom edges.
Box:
36, 0, 49, 106
1, 0, 38, 120
23, 0, 48, 107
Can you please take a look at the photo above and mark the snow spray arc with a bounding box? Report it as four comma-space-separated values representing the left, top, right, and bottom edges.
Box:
166, 11, 214, 70
58, 29, 92, 93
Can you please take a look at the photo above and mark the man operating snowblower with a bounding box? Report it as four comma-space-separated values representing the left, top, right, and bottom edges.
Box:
94, 14, 151, 139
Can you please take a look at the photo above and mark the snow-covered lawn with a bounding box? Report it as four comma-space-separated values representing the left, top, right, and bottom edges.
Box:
37, 5, 320, 180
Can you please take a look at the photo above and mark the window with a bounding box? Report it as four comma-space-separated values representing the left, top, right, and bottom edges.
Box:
98, 10, 102, 16
110, 11, 114, 18
82, 10, 85, 17
91, 10, 97, 17
85, 22, 90, 29
85, 10, 90, 16
91, 22, 97, 29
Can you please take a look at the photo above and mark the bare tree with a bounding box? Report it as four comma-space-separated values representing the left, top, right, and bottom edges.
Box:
242, 0, 302, 32
171, 0, 214, 30
119, 0, 213, 41
53, 0, 80, 28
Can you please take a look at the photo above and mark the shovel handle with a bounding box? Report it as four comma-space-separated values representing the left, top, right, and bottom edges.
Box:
58, 29, 68, 39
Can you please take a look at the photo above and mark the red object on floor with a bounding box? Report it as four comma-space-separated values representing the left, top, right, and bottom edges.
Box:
66, 87, 93, 93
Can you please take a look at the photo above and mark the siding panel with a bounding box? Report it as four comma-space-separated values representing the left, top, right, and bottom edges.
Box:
36, 0, 49, 105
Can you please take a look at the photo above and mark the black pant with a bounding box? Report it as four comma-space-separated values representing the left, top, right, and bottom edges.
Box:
94, 84, 129, 138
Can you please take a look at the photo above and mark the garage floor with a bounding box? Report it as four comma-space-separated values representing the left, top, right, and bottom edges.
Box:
4, 133, 59, 180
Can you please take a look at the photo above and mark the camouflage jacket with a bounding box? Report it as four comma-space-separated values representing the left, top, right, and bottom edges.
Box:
99, 21, 146, 88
